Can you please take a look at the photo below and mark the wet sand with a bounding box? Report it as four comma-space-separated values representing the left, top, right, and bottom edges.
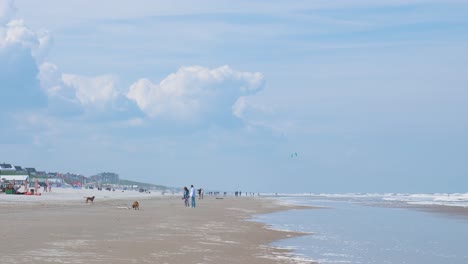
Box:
412, 204, 468, 221
0, 195, 315, 264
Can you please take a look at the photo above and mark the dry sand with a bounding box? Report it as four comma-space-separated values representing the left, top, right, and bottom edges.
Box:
0, 194, 315, 264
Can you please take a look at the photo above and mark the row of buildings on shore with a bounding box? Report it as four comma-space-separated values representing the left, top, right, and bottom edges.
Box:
0, 162, 120, 189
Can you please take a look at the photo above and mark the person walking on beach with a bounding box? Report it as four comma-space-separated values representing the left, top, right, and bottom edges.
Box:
183, 186, 190, 207
46, 178, 51, 192
34, 178, 39, 195
190, 185, 196, 208
23, 179, 28, 193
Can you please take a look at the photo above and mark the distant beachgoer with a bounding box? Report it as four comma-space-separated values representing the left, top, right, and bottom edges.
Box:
24, 179, 28, 193
46, 178, 51, 192
190, 185, 196, 208
183, 186, 190, 207
34, 178, 39, 195
201, 188, 204, 199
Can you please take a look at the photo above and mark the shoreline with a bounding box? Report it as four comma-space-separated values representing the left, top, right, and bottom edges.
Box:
0, 192, 316, 264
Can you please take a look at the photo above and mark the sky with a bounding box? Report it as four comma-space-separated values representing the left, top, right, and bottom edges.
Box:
1, 0, 468, 193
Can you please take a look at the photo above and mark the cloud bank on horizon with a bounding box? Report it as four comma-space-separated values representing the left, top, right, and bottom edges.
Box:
1, 0, 468, 193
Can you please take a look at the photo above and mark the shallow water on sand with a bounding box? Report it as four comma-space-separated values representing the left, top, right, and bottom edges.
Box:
253, 196, 468, 264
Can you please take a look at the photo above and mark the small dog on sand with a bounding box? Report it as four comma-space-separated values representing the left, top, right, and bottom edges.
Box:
132, 201, 139, 210
84, 196, 95, 203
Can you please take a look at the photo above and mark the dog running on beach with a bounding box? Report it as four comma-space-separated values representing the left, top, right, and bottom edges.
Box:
84, 196, 95, 203
132, 201, 140, 210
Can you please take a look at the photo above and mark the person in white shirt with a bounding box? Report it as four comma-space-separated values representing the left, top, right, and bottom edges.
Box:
189, 185, 196, 208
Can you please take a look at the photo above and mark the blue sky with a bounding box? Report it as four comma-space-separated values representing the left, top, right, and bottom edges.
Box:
1, 0, 467, 193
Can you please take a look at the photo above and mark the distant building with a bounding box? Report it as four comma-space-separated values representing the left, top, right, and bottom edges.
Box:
14, 166, 27, 173
0, 163, 15, 171
47, 172, 59, 178
63, 173, 86, 184
90, 172, 119, 184
25, 168, 37, 175
36, 171, 47, 177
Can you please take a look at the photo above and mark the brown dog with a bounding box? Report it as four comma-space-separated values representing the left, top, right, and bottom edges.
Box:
132, 201, 139, 210
84, 196, 95, 203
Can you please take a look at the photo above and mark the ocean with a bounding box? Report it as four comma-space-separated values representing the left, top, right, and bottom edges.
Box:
252, 194, 468, 264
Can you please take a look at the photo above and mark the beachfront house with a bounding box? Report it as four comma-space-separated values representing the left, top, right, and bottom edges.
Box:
14, 166, 27, 173
47, 172, 59, 178
25, 167, 37, 176
36, 171, 47, 177
89, 172, 120, 184
0, 163, 16, 172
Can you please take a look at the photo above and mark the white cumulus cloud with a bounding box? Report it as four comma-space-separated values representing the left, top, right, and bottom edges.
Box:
39, 62, 141, 119
40, 62, 119, 110
0, 1, 52, 110
0, 10, 51, 109
37, 62, 83, 115
39, 62, 65, 96
62, 74, 120, 107
127, 65, 264, 123
0, 19, 51, 61
232, 96, 273, 124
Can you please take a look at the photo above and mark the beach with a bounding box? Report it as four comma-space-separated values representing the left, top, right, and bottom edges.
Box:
0, 189, 313, 264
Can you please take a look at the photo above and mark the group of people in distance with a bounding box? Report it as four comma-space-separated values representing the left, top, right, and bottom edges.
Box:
183, 185, 196, 208
182, 185, 204, 208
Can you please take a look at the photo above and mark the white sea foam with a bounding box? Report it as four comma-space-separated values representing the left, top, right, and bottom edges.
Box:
258, 244, 317, 264
269, 193, 468, 208
380, 193, 468, 207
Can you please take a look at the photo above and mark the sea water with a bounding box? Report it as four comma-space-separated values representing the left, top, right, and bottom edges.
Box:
252, 194, 468, 264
